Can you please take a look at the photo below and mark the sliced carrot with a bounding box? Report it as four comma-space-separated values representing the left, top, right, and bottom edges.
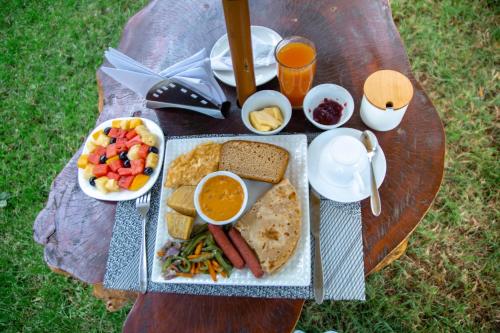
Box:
207, 260, 217, 282
156, 250, 165, 257
188, 254, 200, 259
190, 262, 196, 274
176, 272, 193, 278
194, 242, 203, 255
211, 260, 220, 270
220, 271, 227, 278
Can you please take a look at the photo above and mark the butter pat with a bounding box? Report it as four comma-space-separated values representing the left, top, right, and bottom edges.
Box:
249, 106, 283, 131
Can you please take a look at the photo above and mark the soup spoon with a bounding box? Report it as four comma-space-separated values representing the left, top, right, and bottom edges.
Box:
361, 130, 381, 216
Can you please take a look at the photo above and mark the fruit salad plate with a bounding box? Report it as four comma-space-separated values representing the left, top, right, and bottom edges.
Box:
78, 117, 165, 201
151, 134, 311, 287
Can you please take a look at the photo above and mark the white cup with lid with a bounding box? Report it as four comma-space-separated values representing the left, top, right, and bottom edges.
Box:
318, 135, 368, 193
360, 69, 414, 131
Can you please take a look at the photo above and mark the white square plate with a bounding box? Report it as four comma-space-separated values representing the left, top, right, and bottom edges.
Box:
151, 134, 310, 286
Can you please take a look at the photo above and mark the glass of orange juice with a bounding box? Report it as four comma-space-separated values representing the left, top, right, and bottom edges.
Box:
275, 36, 317, 108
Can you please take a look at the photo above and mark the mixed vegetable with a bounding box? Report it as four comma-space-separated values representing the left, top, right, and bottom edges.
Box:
78, 118, 160, 193
157, 224, 233, 281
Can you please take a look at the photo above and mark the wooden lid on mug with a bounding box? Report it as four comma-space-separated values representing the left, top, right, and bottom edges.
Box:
363, 70, 413, 110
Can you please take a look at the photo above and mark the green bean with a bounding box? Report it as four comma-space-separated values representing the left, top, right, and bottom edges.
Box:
171, 256, 191, 273
191, 223, 208, 237
190, 252, 214, 263
161, 257, 174, 272
214, 250, 232, 276
198, 261, 208, 272
202, 245, 221, 252
181, 233, 207, 256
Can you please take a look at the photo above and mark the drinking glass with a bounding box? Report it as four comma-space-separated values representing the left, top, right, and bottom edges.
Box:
275, 36, 317, 108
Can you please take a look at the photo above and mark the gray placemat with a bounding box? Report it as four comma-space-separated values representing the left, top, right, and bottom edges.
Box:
104, 134, 365, 300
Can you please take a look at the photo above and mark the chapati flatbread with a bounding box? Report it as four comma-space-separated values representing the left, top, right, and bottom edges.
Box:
235, 178, 301, 274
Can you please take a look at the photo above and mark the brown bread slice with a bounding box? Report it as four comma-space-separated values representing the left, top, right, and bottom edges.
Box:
219, 140, 289, 183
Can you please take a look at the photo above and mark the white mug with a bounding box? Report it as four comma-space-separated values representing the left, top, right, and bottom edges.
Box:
319, 135, 368, 193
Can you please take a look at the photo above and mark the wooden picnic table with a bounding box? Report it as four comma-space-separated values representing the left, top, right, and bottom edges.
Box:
34, 0, 445, 332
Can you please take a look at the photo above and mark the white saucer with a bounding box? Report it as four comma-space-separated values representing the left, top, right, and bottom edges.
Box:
210, 26, 282, 87
308, 128, 386, 203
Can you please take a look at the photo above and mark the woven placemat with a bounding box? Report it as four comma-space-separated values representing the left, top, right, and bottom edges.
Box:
104, 134, 365, 300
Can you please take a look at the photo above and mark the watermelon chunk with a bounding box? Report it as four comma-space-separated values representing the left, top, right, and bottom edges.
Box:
108, 127, 125, 138
88, 152, 101, 165
107, 172, 120, 181
94, 146, 106, 156
116, 137, 127, 144
125, 129, 137, 140
138, 144, 150, 159
117, 167, 133, 176
130, 159, 145, 175
126, 135, 142, 149
108, 159, 124, 173
118, 175, 134, 189
93, 164, 109, 177
106, 144, 118, 158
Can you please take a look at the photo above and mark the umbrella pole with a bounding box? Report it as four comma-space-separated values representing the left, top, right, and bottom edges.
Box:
221, 0, 256, 105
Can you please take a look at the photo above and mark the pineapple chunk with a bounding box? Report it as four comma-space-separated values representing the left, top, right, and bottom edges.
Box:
93, 133, 110, 147
119, 119, 130, 130
92, 130, 103, 141
105, 178, 120, 192
141, 132, 157, 146
86, 140, 97, 153
77, 154, 88, 169
127, 144, 141, 160
166, 186, 196, 217
111, 119, 121, 128
166, 211, 194, 240
145, 152, 159, 169
82, 164, 94, 180
134, 125, 149, 137
95, 177, 109, 193
129, 118, 143, 129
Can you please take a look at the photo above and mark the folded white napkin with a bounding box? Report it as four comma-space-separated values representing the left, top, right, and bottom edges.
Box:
210, 34, 279, 71
102, 48, 226, 105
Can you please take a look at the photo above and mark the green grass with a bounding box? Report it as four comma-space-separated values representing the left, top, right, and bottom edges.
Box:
0, 0, 498, 332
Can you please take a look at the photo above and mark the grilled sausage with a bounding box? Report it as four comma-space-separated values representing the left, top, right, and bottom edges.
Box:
208, 224, 245, 269
228, 228, 264, 278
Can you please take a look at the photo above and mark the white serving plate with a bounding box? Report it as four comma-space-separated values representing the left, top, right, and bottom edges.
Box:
78, 117, 165, 201
210, 26, 282, 87
152, 134, 311, 287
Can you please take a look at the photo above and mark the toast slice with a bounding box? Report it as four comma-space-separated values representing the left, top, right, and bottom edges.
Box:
218, 140, 289, 184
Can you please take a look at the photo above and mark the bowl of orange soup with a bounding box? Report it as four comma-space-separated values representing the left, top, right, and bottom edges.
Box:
194, 171, 248, 225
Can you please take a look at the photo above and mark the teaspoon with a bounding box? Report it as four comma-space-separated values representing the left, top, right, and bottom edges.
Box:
361, 130, 381, 216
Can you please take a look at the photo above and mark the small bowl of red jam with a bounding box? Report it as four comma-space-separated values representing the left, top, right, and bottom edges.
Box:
303, 84, 354, 130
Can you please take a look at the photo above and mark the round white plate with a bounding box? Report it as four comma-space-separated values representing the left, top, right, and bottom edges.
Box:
210, 26, 282, 87
308, 128, 386, 203
78, 117, 165, 201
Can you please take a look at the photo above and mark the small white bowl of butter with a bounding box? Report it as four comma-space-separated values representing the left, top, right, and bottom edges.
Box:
241, 90, 292, 135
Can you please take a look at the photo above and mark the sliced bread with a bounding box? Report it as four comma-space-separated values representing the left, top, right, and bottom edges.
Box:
218, 140, 289, 183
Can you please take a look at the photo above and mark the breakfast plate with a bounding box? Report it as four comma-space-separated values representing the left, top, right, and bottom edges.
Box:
308, 128, 386, 203
78, 117, 165, 201
210, 26, 282, 87
151, 134, 311, 286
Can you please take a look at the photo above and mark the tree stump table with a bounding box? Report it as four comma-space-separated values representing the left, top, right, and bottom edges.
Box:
34, 0, 445, 331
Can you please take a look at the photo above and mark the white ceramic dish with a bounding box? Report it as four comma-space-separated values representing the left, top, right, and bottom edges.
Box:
241, 90, 292, 135
78, 117, 165, 201
152, 134, 311, 286
210, 26, 282, 87
308, 128, 386, 203
194, 171, 249, 225
303, 84, 354, 130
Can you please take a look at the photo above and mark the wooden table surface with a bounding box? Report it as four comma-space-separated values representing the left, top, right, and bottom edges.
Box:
34, 0, 445, 332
